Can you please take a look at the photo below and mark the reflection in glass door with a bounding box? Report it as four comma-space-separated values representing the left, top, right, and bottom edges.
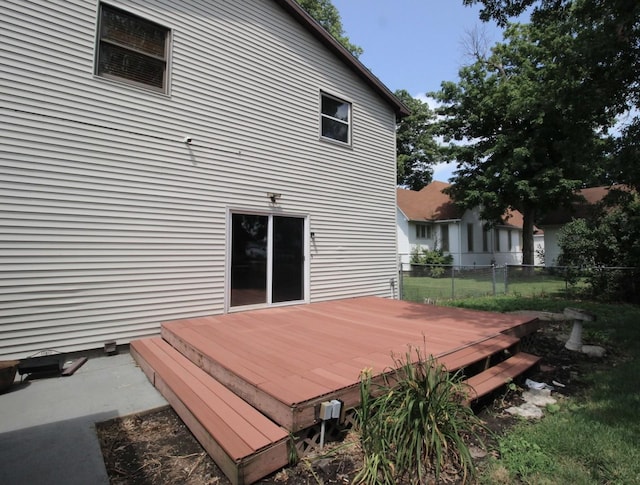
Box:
230, 213, 305, 308
230, 214, 268, 307
273, 216, 304, 303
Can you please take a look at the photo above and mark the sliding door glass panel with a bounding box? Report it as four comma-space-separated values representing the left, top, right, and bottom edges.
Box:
272, 216, 304, 303
230, 214, 268, 307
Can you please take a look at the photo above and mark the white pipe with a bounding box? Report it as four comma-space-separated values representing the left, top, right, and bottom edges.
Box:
319, 420, 326, 449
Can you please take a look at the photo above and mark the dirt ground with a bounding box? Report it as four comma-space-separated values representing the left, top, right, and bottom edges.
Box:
97, 320, 614, 484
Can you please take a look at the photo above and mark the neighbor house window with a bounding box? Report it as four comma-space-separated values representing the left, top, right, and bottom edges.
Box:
467, 223, 474, 252
482, 226, 489, 252
508, 229, 513, 251
495, 228, 501, 252
320, 92, 351, 144
440, 225, 450, 252
415, 223, 432, 239
95, 4, 170, 92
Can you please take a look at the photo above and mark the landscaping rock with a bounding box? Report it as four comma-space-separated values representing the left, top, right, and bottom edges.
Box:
505, 402, 544, 419
522, 388, 557, 407
582, 345, 606, 358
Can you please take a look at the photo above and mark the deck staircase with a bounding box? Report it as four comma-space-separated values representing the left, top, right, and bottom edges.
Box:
131, 316, 540, 485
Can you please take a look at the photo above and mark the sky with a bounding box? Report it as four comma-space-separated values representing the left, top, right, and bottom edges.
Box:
332, 0, 506, 182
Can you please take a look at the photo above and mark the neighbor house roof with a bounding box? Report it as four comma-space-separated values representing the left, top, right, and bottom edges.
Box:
538, 185, 631, 226
397, 181, 463, 221
274, 0, 410, 118
397, 181, 524, 228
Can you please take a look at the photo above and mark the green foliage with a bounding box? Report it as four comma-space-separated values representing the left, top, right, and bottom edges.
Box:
410, 246, 454, 278
498, 435, 555, 479
464, 0, 640, 192
295, 0, 363, 57
410, 246, 454, 266
433, 19, 607, 266
448, 296, 640, 485
355, 347, 483, 484
394, 90, 441, 190
558, 192, 640, 302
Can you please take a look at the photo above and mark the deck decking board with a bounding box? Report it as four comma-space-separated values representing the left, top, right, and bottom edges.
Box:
466, 352, 541, 400
160, 297, 539, 432
131, 338, 290, 485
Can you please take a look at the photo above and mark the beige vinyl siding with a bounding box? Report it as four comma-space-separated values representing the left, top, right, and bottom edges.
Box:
0, 0, 398, 359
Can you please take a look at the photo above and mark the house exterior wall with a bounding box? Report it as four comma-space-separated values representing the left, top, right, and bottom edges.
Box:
543, 226, 562, 267
396, 208, 411, 265
0, 0, 398, 359
397, 206, 523, 268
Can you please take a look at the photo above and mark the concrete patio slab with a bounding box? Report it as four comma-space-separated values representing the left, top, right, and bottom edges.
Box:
0, 348, 167, 485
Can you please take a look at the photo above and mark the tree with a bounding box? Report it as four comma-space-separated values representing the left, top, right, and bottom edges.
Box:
463, 0, 640, 190
433, 22, 607, 265
295, 0, 363, 57
394, 90, 441, 190
558, 191, 640, 302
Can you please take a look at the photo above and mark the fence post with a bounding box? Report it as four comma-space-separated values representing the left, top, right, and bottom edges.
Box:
398, 266, 404, 301
451, 265, 455, 299
492, 264, 496, 295
504, 265, 508, 294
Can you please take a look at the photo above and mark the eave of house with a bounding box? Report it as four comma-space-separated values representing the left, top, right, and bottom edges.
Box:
273, 0, 410, 118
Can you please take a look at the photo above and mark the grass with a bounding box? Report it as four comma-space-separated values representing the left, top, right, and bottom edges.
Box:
446, 295, 640, 485
401, 271, 577, 302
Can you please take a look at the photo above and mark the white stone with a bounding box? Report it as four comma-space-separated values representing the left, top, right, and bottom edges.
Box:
582, 345, 606, 358
522, 389, 557, 407
505, 402, 544, 419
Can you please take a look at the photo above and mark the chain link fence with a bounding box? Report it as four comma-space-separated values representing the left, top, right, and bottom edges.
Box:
399, 264, 639, 303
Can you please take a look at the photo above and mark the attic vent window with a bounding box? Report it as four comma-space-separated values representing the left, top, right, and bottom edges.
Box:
95, 4, 170, 92
320, 93, 351, 144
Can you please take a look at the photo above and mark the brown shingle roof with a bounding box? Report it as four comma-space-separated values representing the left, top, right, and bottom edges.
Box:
397, 181, 525, 228
397, 182, 464, 222
538, 185, 630, 226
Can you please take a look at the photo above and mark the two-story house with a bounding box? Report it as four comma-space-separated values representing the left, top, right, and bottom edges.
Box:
0, 0, 409, 359
397, 182, 529, 268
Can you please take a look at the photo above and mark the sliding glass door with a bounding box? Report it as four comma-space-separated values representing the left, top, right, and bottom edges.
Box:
230, 213, 305, 308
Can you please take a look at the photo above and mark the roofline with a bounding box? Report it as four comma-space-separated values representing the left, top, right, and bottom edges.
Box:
273, 0, 411, 118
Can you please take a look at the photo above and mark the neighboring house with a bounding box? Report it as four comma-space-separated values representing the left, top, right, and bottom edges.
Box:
538, 185, 625, 267
397, 182, 529, 268
0, 0, 409, 359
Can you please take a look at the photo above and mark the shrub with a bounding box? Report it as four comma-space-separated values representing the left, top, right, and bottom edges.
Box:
410, 246, 454, 278
354, 346, 483, 484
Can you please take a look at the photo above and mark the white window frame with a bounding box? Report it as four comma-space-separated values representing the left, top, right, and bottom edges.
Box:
224, 208, 310, 313
95, 3, 171, 93
415, 223, 432, 240
320, 92, 352, 145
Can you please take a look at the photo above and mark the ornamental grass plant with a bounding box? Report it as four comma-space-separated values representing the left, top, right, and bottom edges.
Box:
354, 345, 484, 484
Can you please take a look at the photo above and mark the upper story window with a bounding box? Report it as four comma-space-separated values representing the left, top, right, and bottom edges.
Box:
95, 4, 170, 93
320, 93, 351, 144
415, 223, 432, 240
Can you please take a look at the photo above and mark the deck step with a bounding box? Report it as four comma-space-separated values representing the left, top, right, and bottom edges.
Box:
131, 338, 290, 485
438, 333, 520, 371
465, 352, 541, 401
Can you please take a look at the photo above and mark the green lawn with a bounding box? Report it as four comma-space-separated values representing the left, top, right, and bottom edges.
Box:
401, 271, 573, 302
447, 296, 640, 484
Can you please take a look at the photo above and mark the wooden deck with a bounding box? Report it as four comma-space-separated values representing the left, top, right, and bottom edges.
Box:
132, 296, 542, 484
160, 296, 540, 432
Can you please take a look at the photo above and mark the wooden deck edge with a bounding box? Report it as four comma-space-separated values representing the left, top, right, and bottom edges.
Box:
131, 340, 290, 485
437, 333, 520, 372
502, 317, 542, 339
465, 352, 541, 402
162, 326, 298, 431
